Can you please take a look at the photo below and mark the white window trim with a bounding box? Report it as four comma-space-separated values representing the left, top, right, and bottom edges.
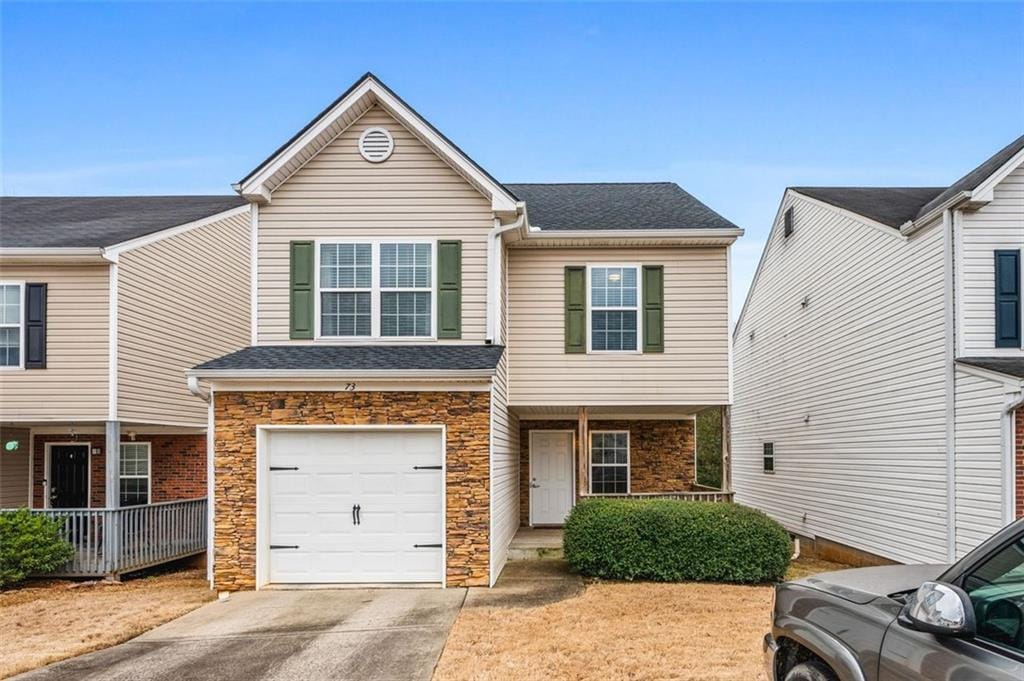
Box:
0, 281, 25, 370
586, 264, 642, 354
588, 430, 630, 495
314, 239, 437, 341
119, 442, 152, 506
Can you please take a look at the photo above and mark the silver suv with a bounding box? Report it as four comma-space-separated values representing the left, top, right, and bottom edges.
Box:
764, 518, 1024, 680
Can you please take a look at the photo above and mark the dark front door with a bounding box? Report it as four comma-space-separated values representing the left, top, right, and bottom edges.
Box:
50, 445, 88, 508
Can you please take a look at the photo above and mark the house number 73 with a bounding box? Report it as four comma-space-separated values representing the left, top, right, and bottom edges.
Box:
344, 383, 356, 391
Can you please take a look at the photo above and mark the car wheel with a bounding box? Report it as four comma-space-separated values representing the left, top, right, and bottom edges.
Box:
784, 661, 837, 681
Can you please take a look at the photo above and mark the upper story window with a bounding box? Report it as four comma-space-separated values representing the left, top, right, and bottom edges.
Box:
317, 241, 434, 339
994, 249, 1021, 348
589, 266, 639, 352
0, 282, 23, 368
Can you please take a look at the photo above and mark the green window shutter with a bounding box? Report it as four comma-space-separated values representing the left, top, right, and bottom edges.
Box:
437, 240, 462, 339
564, 266, 586, 353
642, 265, 664, 353
289, 241, 314, 340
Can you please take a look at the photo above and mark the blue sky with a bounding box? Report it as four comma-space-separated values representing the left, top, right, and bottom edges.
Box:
3, 2, 1023, 317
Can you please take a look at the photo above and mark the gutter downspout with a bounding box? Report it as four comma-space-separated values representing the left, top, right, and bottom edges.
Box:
486, 202, 527, 343
942, 209, 957, 562
187, 375, 211, 403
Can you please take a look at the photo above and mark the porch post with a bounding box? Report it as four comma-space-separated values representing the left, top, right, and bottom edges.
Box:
721, 406, 732, 493
105, 421, 121, 576
577, 406, 588, 497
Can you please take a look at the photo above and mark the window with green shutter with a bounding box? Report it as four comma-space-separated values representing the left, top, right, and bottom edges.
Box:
564, 266, 586, 353
437, 240, 462, 339
642, 265, 664, 353
289, 241, 314, 339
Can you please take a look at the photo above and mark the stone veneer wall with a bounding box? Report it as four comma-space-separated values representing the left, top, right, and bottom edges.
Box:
1016, 407, 1023, 519
32, 433, 207, 508
518, 419, 696, 526
212, 390, 491, 591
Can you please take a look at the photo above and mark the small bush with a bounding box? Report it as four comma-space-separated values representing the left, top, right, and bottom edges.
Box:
0, 509, 75, 588
563, 499, 791, 583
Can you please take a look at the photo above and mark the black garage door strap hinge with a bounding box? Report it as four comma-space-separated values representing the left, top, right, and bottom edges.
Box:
269, 466, 299, 471
269, 545, 299, 550
413, 544, 442, 548
413, 465, 442, 470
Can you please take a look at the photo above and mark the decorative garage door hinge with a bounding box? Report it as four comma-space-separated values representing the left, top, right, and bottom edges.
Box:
413, 465, 442, 470
269, 466, 299, 471
413, 544, 442, 548
269, 545, 299, 550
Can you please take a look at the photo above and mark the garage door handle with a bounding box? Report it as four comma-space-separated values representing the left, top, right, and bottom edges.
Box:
413, 544, 442, 548
270, 466, 299, 471
269, 545, 299, 550
413, 465, 442, 470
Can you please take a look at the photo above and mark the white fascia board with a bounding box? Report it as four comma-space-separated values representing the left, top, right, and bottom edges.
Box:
186, 368, 496, 380
102, 205, 249, 261
519, 227, 743, 245
970, 146, 1024, 205
955, 361, 1024, 389
0, 248, 106, 263
901, 192, 970, 236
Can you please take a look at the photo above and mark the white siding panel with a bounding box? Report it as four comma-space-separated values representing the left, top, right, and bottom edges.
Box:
0, 264, 109, 420
507, 247, 730, 406
257, 106, 493, 343
959, 163, 1024, 356
117, 211, 251, 425
733, 194, 949, 564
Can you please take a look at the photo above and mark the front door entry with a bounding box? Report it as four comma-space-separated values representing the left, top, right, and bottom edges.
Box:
530, 431, 574, 526
49, 445, 89, 508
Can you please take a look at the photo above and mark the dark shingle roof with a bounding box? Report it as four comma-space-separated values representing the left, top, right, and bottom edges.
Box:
790, 187, 945, 228
0, 195, 247, 248
916, 134, 1024, 219
956, 357, 1024, 380
505, 183, 739, 231
193, 345, 505, 372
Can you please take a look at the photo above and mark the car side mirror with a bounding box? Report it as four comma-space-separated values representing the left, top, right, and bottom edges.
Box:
901, 581, 976, 638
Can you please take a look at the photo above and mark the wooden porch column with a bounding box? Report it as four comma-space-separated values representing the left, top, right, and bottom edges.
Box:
577, 406, 588, 496
721, 406, 732, 493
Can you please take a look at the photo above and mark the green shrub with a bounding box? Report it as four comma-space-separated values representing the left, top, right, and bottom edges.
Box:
0, 509, 75, 588
563, 499, 791, 583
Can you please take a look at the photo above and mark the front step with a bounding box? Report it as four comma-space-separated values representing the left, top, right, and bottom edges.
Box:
508, 527, 564, 560
507, 545, 564, 561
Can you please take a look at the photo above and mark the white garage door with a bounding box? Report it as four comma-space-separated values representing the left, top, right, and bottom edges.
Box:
266, 428, 444, 584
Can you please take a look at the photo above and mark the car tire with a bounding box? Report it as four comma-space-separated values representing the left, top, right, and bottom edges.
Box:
784, 661, 837, 681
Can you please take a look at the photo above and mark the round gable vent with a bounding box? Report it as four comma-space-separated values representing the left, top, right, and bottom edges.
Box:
358, 127, 395, 163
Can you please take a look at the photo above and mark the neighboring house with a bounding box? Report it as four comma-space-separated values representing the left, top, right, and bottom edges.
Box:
0, 196, 250, 575
184, 73, 742, 590
732, 135, 1024, 566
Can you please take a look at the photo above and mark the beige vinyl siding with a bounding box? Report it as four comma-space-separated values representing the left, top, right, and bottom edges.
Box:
256, 105, 493, 343
953, 368, 1016, 556
506, 247, 730, 406
732, 193, 949, 564
117, 210, 250, 425
959, 162, 1024, 356
0, 427, 31, 507
0, 264, 109, 420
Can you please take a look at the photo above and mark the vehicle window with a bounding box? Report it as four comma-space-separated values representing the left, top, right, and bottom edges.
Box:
964, 538, 1024, 652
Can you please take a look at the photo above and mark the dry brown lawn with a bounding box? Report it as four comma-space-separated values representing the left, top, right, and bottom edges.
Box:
0, 568, 214, 679
433, 557, 849, 681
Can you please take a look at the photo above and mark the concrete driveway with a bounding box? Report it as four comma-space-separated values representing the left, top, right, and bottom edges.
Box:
15, 588, 467, 681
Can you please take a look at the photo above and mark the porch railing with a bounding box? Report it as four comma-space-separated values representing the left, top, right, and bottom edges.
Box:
3, 497, 207, 578
582, 491, 735, 503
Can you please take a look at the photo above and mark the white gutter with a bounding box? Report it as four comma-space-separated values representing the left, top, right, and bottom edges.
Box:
187, 375, 211, 402
900, 191, 971, 236
0, 247, 107, 263
486, 202, 528, 342
186, 368, 497, 380
522, 227, 744, 241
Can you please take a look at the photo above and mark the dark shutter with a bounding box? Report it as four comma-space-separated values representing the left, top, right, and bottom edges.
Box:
24, 283, 47, 369
642, 266, 664, 353
564, 266, 586, 353
783, 207, 794, 237
437, 240, 462, 339
289, 241, 314, 340
995, 249, 1021, 348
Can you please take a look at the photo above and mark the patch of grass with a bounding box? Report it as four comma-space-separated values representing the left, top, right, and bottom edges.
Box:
696, 408, 723, 488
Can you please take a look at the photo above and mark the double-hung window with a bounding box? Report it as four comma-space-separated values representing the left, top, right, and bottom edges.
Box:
119, 442, 151, 506
763, 442, 775, 473
317, 241, 433, 339
589, 266, 639, 352
0, 282, 23, 368
590, 431, 629, 494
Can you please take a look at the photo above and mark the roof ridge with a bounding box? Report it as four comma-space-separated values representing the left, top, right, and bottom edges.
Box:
1, 194, 242, 200
506, 181, 677, 186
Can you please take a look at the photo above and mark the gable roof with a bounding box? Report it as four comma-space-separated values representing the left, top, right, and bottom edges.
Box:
0, 195, 247, 248
235, 72, 519, 213
915, 133, 1024, 220
506, 183, 738, 231
790, 187, 944, 228
191, 344, 504, 374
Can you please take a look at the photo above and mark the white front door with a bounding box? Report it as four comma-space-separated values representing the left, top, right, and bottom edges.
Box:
265, 428, 444, 584
530, 431, 574, 526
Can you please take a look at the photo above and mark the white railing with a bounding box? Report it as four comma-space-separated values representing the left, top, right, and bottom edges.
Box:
582, 491, 735, 503
3, 497, 207, 577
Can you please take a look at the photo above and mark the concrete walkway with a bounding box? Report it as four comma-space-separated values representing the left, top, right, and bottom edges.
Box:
15, 588, 467, 681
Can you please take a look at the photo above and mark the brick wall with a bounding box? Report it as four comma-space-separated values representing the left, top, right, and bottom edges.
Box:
518, 419, 696, 526
32, 433, 205, 507
212, 390, 491, 591
1016, 407, 1023, 520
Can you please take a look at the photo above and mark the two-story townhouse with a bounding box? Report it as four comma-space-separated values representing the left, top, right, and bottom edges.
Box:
0, 196, 250, 575
732, 134, 1024, 566
186, 73, 742, 590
